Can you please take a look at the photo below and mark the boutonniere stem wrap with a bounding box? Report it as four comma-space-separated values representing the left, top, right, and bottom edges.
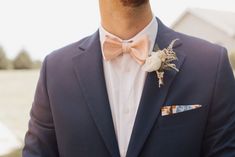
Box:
142, 39, 179, 88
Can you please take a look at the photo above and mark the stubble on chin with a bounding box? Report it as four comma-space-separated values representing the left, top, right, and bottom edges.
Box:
120, 0, 148, 7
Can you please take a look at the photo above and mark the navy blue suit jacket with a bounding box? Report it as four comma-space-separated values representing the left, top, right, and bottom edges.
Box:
23, 18, 235, 157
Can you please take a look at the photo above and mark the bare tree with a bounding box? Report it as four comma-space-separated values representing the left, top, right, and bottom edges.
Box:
0, 46, 9, 70
13, 49, 33, 69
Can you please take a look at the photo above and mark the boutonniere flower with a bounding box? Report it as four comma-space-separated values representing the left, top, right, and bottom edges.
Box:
142, 39, 179, 88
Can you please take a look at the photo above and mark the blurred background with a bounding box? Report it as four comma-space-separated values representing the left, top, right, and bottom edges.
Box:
0, 0, 234, 156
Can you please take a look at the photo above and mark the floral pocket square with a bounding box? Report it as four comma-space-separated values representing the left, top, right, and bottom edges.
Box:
161, 104, 202, 116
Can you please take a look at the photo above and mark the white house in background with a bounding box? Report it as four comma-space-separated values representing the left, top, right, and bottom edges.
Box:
172, 8, 235, 53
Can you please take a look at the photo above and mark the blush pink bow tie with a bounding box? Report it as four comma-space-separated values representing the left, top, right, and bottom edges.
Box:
103, 35, 150, 65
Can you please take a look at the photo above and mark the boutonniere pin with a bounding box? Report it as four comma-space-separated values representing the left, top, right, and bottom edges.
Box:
142, 39, 179, 88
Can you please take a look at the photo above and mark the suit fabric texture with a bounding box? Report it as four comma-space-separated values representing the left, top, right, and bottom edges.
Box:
23, 18, 235, 157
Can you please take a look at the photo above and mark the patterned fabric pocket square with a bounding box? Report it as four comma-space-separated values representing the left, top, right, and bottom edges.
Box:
161, 104, 202, 116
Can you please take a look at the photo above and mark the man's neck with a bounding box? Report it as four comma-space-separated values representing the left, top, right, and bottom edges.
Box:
99, 0, 153, 40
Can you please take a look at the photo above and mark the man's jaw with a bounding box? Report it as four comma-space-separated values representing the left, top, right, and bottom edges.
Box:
119, 0, 149, 7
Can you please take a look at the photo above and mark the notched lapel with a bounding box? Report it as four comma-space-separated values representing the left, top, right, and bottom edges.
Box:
126, 18, 186, 157
72, 31, 120, 157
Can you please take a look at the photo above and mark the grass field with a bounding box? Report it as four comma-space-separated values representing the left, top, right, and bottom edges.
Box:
0, 70, 39, 156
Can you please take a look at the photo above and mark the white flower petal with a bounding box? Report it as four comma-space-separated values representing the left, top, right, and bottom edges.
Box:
142, 52, 162, 72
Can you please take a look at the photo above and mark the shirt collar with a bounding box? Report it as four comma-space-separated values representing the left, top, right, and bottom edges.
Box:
99, 16, 158, 54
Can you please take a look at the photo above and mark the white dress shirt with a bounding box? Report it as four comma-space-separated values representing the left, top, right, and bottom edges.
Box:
99, 16, 158, 157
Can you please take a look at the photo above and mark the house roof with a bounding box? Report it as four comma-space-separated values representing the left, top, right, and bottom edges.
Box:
172, 8, 235, 37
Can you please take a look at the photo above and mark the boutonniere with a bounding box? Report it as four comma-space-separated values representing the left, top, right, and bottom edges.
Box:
142, 39, 179, 88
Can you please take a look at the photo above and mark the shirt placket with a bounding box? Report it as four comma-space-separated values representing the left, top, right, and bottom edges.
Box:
119, 56, 139, 157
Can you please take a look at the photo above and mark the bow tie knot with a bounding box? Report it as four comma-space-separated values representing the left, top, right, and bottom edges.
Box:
122, 42, 132, 54
103, 35, 150, 65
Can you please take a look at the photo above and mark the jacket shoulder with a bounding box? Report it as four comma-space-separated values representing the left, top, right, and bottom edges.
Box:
46, 35, 92, 62
175, 31, 227, 57
173, 30, 229, 80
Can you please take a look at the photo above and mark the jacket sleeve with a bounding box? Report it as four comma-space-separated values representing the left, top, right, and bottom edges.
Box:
202, 48, 235, 156
23, 56, 59, 157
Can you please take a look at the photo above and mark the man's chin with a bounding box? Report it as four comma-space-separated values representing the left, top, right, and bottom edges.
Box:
120, 0, 148, 7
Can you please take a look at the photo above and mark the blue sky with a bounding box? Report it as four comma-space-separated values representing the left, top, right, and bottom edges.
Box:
0, 0, 234, 60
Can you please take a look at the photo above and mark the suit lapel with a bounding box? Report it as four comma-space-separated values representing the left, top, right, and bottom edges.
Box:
126, 18, 186, 157
72, 31, 120, 157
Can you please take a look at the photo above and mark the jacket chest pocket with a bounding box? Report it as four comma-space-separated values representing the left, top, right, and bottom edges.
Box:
157, 104, 208, 129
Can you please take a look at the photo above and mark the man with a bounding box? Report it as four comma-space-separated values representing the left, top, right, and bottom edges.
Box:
23, 0, 235, 156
